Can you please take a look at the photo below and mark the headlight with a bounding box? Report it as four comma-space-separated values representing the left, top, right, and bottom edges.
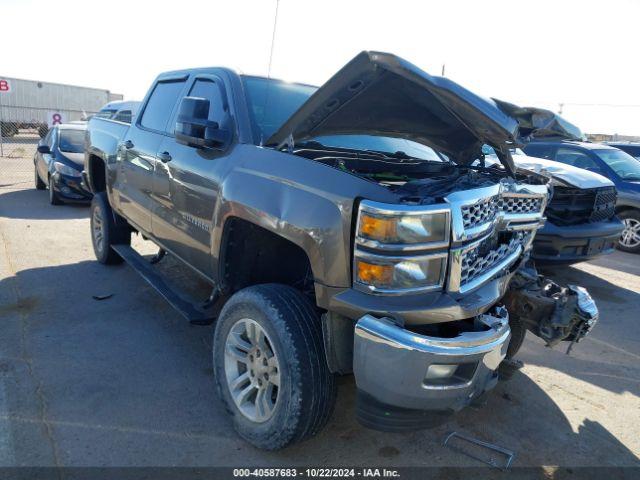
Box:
354, 252, 447, 294
53, 161, 81, 177
353, 200, 451, 294
356, 201, 450, 250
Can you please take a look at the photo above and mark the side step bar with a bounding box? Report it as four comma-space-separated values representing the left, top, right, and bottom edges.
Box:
111, 244, 216, 325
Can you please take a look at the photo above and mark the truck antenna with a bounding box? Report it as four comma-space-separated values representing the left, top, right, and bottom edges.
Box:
260, 0, 280, 146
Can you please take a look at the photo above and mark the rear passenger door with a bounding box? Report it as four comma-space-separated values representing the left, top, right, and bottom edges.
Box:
117, 78, 187, 234
152, 74, 231, 278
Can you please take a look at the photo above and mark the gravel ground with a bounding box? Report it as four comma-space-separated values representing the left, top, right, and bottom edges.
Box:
0, 173, 638, 469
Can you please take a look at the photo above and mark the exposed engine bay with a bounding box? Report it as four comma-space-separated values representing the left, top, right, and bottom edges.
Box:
292, 142, 549, 204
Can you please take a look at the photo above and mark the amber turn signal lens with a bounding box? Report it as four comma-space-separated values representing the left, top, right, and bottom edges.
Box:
356, 260, 393, 286
358, 213, 397, 242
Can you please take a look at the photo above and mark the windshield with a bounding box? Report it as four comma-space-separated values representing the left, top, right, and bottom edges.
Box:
242, 76, 443, 161
594, 149, 640, 181
242, 76, 316, 141
58, 129, 85, 153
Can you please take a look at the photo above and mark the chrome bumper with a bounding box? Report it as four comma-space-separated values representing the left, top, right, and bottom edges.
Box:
353, 307, 510, 411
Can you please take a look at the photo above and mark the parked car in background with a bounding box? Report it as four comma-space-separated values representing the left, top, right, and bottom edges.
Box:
34, 123, 92, 205
523, 141, 640, 253
482, 146, 624, 264
93, 100, 141, 124
603, 142, 640, 161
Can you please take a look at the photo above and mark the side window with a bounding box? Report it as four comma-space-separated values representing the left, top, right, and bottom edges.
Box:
524, 144, 555, 160
187, 79, 226, 126
554, 148, 600, 171
140, 80, 186, 132
113, 110, 132, 124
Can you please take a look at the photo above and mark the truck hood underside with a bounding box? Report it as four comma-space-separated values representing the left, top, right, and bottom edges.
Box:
267, 51, 524, 174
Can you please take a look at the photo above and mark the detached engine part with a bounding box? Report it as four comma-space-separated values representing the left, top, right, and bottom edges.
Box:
502, 265, 598, 356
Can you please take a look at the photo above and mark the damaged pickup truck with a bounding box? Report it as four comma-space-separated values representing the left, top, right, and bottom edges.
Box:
84, 51, 598, 450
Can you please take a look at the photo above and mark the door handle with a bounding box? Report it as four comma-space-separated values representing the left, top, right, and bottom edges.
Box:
124, 140, 134, 149
158, 151, 172, 163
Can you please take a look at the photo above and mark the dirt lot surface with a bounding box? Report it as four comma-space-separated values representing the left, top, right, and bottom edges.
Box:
1, 170, 639, 469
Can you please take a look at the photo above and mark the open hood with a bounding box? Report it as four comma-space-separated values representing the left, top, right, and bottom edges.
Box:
266, 51, 520, 174
492, 99, 583, 141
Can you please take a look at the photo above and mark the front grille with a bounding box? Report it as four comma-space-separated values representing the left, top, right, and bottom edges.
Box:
590, 187, 616, 222
499, 195, 544, 215
547, 186, 616, 226
461, 195, 499, 229
460, 235, 521, 286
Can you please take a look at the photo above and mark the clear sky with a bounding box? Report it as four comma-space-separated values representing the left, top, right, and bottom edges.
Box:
3, 0, 639, 135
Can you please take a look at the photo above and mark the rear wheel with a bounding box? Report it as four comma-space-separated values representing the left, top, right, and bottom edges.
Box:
213, 284, 337, 450
35, 166, 46, 190
618, 210, 640, 253
90, 192, 130, 264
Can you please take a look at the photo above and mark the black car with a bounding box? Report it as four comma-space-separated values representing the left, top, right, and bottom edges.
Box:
523, 140, 640, 253
603, 142, 640, 161
34, 123, 92, 205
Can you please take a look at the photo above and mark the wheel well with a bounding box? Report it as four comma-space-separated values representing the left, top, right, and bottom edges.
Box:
89, 155, 106, 193
220, 217, 315, 302
616, 206, 638, 214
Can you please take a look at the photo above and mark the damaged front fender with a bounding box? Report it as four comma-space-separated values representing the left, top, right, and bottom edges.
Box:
502, 265, 598, 355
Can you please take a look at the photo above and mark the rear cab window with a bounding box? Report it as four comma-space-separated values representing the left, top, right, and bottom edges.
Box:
113, 110, 132, 124
140, 80, 187, 133
554, 147, 600, 170
523, 144, 556, 160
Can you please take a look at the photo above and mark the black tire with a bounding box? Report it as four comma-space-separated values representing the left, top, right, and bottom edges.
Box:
617, 210, 640, 254
48, 177, 63, 205
35, 166, 46, 190
213, 284, 337, 450
506, 314, 527, 359
90, 192, 131, 265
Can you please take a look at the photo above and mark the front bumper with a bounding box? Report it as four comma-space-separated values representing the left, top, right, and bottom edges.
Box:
353, 307, 510, 413
51, 172, 93, 202
532, 218, 624, 264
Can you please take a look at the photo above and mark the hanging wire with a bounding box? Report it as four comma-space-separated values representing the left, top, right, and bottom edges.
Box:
260, 0, 280, 146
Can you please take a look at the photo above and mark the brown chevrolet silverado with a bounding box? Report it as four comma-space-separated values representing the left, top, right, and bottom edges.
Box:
84, 51, 598, 449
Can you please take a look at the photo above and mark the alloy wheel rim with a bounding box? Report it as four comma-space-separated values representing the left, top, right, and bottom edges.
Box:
224, 318, 280, 423
92, 207, 105, 254
620, 218, 640, 248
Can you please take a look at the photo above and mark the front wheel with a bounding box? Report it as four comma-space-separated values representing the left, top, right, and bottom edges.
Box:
35, 166, 46, 190
618, 210, 640, 253
213, 284, 337, 450
48, 177, 63, 205
90, 192, 130, 264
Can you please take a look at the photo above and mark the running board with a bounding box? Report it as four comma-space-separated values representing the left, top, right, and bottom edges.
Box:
111, 244, 216, 325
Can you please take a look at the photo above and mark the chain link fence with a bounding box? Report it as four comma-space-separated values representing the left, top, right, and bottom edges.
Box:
0, 105, 95, 187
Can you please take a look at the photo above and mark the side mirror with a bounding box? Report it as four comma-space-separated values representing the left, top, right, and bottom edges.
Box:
37, 145, 50, 154
175, 97, 230, 150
